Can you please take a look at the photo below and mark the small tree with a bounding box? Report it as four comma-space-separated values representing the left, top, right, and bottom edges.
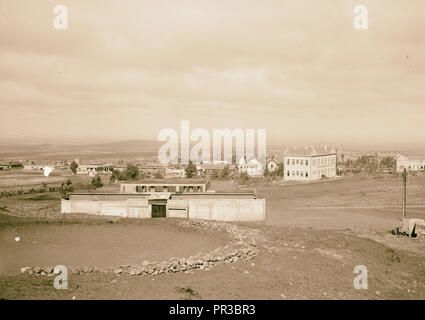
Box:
70, 161, 78, 174
221, 165, 230, 179
91, 175, 103, 189
263, 166, 270, 177
185, 160, 197, 178
125, 163, 140, 180
238, 172, 249, 184
110, 169, 119, 183
276, 162, 284, 177
59, 180, 74, 199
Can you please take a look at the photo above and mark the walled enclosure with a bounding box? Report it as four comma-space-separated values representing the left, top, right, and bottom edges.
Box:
61, 196, 265, 221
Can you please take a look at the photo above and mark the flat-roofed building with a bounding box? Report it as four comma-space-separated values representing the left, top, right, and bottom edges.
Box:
61, 188, 265, 222
165, 167, 186, 178
283, 146, 337, 181
77, 163, 111, 176
120, 179, 210, 193
395, 154, 425, 172
196, 163, 237, 177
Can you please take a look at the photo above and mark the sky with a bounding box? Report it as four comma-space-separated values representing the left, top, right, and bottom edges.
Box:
0, 0, 424, 149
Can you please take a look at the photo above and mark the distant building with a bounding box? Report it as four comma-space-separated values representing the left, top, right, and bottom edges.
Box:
197, 163, 237, 177
139, 164, 167, 178
165, 167, 186, 178
238, 157, 263, 176
120, 179, 210, 193
0, 164, 16, 170
77, 164, 111, 176
266, 159, 279, 173
24, 164, 45, 171
61, 180, 265, 221
395, 155, 425, 172
283, 146, 337, 181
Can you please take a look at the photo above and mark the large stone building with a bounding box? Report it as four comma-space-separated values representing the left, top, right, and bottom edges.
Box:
395, 154, 425, 172
283, 146, 337, 181
61, 179, 265, 221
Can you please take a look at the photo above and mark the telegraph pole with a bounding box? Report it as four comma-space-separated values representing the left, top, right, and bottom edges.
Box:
402, 168, 407, 218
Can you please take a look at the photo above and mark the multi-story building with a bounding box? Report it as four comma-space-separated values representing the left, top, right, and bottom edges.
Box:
395, 154, 425, 172
283, 146, 337, 181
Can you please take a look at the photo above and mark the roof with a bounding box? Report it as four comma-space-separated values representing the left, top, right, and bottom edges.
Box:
121, 178, 208, 184
198, 164, 237, 170
283, 146, 336, 157
267, 159, 279, 164
395, 154, 425, 161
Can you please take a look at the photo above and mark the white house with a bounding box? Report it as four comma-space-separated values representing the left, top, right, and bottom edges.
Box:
238, 157, 264, 176
283, 146, 337, 181
395, 155, 425, 172
165, 167, 186, 178
77, 163, 111, 176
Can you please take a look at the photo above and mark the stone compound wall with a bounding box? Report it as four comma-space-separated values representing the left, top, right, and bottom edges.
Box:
188, 199, 265, 221
21, 220, 266, 277
61, 199, 151, 218
61, 198, 265, 222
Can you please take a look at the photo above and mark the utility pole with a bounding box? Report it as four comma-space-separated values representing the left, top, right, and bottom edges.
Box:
402, 168, 407, 218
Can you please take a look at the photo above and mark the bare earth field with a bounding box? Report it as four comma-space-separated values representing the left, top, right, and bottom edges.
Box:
0, 215, 424, 300
0, 171, 67, 192
0, 173, 424, 300
0, 218, 228, 276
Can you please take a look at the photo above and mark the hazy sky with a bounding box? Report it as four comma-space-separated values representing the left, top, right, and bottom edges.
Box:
0, 0, 424, 148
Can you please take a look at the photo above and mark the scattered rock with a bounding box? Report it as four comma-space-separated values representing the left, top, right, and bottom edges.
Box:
43, 266, 54, 274
20, 267, 31, 274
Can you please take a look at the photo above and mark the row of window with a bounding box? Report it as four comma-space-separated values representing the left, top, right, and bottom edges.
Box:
133, 185, 204, 192
287, 159, 309, 166
287, 171, 309, 177
240, 165, 258, 169
286, 156, 335, 166
399, 165, 425, 170
286, 167, 336, 178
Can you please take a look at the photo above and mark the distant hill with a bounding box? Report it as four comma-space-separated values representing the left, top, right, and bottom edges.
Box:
0, 140, 163, 161
83, 140, 162, 151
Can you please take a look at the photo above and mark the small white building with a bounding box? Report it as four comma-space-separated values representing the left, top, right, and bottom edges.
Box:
24, 164, 45, 171
238, 157, 264, 176
165, 167, 186, 178
77, 164, 111, 176
283, 146, 337, 181
395, 155, 425, 172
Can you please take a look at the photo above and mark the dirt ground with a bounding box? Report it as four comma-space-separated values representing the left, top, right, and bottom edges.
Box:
0, 217, 228, 276
0, 173, 424, 300
0, 215, 424, 300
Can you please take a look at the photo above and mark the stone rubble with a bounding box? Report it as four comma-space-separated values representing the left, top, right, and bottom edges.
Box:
21, 219, 264, 277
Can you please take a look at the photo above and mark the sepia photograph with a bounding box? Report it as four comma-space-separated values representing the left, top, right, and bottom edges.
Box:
0, 0, 424, 309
